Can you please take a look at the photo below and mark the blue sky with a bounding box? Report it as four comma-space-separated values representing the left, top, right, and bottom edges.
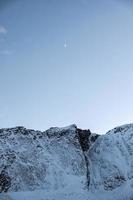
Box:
0, 0, 133, 133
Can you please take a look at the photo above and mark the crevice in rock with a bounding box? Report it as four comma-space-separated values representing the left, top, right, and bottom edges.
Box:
76, 128, 99, 189
76, 128, 91, 188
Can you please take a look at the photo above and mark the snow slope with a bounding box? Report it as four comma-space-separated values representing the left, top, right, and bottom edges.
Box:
88, 124, 133, 192
0, 124, 133, 199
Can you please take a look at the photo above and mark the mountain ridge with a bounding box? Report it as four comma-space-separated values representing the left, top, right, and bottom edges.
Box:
0, 123, 133, 199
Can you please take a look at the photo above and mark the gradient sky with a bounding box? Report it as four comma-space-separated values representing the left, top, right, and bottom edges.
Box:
0, 0, 133, 134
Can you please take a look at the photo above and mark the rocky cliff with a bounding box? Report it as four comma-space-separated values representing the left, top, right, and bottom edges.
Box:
0, 124, 133, 200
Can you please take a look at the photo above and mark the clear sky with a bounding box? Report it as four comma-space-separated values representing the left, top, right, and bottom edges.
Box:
0, 0, 133, 134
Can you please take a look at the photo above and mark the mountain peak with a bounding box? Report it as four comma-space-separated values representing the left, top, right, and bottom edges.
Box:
107, 123, 133, 134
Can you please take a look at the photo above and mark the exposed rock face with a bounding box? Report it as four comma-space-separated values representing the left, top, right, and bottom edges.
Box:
77, 128, 91, 152
0, 123, 133, 198
0, 170, 11, 192
0, 125, 96, 192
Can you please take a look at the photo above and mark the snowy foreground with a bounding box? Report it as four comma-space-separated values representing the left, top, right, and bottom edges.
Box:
1, 182, 133, 200
1, 124, 133, 199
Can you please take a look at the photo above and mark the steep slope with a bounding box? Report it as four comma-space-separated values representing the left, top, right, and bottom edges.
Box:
0, 124, 133, 200
88, 124, 133, 192
0, 125, 97, 193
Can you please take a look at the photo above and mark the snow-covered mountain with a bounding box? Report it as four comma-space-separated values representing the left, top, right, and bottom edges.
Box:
0, 124, 133, 200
